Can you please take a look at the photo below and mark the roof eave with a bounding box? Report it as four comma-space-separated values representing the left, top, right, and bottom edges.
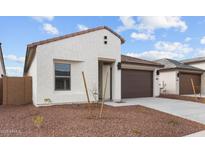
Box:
183, 60, 205, 65
27, 26, 125, 48
121, 61, 164, 67
23, 46, 37, 75
159, 67, 204, 73
0, 43, 6, 75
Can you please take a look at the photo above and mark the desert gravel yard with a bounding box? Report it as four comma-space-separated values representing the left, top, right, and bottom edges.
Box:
0, 104, 204, 137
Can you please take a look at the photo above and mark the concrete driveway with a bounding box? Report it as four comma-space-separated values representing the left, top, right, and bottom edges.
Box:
106, 97, 205, 125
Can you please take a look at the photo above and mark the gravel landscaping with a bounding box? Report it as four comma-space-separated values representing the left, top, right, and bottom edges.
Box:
0, 104, 204, 137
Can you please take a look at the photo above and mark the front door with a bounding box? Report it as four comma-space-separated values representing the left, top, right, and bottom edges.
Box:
98, 62, 112, 101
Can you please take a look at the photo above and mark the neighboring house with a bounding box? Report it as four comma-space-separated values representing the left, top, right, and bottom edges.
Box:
182, 57, 205, 95
0, 43, 6, 77
156, 58, 204, 95
24, 26, 162, 106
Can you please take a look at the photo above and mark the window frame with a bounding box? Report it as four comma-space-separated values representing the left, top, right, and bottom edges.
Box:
54, 62, 71, 91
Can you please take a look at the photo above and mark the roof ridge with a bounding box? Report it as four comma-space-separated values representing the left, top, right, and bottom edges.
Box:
121, 55, 163, 67
27, 26, 125, 48
181, 56, 205, 64
122, 54, 157, 63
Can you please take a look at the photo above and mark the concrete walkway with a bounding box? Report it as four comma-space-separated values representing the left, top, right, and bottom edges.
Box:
106, 97, 205, 125
185, 130, 205, 137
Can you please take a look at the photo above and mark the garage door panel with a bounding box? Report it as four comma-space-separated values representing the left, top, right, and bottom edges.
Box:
179, 73, 201, 95
121, 69, 153, 98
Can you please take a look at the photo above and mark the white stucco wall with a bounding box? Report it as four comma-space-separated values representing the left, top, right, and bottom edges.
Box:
27, 54, 37, 103
153, 69, 160, 97
0, 59, 4, 77
28, 29, 121, 106
159, 71, 179, 94
188, 62, 205, 94
0, 49, 5, 77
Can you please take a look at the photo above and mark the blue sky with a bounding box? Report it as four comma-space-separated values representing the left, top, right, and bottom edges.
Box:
1, 16, 205, 76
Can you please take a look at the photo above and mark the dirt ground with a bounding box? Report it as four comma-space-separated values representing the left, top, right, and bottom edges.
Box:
0, 104, 204, 137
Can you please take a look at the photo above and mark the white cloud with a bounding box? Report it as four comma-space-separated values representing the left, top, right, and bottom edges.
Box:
195, 48, 205, 57
154, 41, 192, 54
130, 32, 155, 40
126, 41, 192, 60
6, 67, 23, 76
127, 51, 181, 60
138, 16, 187, 32
43, 23, 59, 35
117, 16, 187, 33
32, 16, 54, 22
117, 16, 187, 42
185, 37, 191, 42
200, 36, 205, 45
120, 16, 136, 28
117, 16, 138, 32
32, 17, 59, 35
77, 24, 89, 31
4, 54, 25, 63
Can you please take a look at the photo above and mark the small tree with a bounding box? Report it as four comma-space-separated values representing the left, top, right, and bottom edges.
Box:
90, 86, 98, 104
44, 98, 52, 105
33, 115, 44, 129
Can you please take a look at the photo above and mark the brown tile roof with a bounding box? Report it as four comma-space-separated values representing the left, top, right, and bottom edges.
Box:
0, 43, 6, 75
24, 26, 125, 74
121, 55, 164, 67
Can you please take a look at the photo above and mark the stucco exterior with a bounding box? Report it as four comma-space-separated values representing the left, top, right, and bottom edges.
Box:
27, 29, 121, 106
159, 71, 179, 94
0, 59, 4, 77
0, 43, 6, 77
27, 53, 37, 103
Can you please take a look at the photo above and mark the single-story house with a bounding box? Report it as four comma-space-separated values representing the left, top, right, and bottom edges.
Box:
24, 26, 163, 106
156, 58, 204, 95
0, 43, 6, 77
181, 57, 205, 95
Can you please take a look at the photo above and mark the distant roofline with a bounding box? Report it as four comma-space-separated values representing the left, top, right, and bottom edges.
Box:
158, 67, 204, 73
121, 55, 164, 67
156, 58, 204, 72
181, 56, 205, 64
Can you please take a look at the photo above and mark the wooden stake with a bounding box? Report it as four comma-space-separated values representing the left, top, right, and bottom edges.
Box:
82, 71, 92, 116
191, 78, 198, 101
99, 71, 109, 118
82, 71, 90, 104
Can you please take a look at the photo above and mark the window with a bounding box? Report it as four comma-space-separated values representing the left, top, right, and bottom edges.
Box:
55, 63, 71, 90
104, 36, 107, 39
104, 41, 107, 44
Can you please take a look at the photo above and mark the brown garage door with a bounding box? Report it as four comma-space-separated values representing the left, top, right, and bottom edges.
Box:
121, 69, 153, 98
179, 73, 201, 95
